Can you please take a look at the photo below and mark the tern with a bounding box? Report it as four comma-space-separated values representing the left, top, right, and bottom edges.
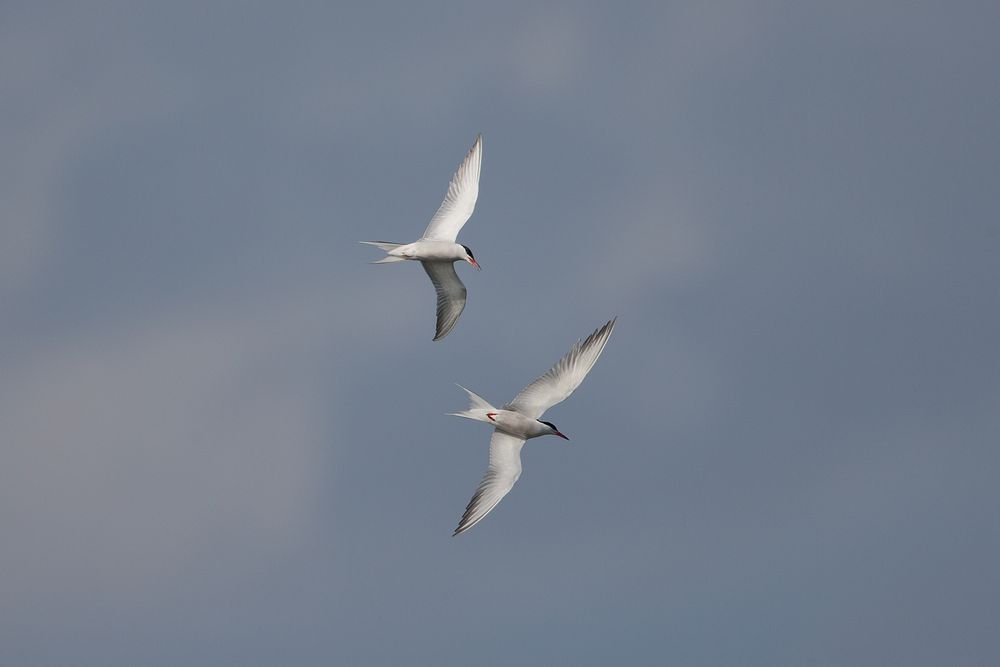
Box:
362, 135, 483, 341
449, 318, 617, 536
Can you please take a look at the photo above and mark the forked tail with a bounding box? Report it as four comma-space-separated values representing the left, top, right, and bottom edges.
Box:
448, 384, 497, 422
360, 241, 406, 263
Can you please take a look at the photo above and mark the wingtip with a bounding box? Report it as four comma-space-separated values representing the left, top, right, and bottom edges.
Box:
580, 318, 616, 344
597, 318, 617, 345
433, 323, 452, 342
433, 322, 458, 341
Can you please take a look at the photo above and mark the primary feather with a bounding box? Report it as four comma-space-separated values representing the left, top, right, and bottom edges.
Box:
422, 134, 482, 242
453, 431, 525, 536
505, 318, 617, 419
422, 261, 467, 341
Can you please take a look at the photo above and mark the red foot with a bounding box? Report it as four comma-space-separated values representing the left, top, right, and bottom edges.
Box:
486, 412, 497, 422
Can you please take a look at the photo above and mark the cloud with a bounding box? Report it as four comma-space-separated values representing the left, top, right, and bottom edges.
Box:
508, 8, 588, 94
0, 275, 417, 611
591, 183, 719, 299
0, 302, 324, 606
0, 3, 192, 308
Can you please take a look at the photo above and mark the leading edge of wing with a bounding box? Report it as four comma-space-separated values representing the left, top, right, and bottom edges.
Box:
422, 134, 483, 242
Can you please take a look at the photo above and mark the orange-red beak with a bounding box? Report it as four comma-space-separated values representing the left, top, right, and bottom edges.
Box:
554, 431, 569, 440
469, 258, 481, 271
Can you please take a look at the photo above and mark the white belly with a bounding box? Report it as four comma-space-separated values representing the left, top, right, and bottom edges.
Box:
487, 410, 547, 439
391, 240, 464, 262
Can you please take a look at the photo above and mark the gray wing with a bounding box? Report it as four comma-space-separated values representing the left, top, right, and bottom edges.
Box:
504, 318, 617, 419
421, 135, 482, 242
453, 431, 526, 536
422, 261, 467, 341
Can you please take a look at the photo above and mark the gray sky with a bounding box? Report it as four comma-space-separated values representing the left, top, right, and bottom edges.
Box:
2, 1, 999, 665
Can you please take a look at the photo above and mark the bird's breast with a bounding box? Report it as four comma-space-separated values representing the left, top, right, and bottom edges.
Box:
491, 410, 543, 439
404, 240, 464, 262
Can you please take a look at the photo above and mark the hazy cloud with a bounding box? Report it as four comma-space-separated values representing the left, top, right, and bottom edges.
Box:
2, 1, 998, 665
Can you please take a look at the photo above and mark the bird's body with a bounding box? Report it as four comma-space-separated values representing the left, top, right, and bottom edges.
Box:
380, 239, 469, 263
486, 409, 556, 439
361, 135, 483, 341
450, 318, 617, 536
452, 401, 557, 440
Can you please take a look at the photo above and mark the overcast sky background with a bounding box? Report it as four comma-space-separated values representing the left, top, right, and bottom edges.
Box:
2, 1, 999, 665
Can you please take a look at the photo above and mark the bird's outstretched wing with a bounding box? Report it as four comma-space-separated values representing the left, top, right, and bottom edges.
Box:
453, 431, 525, 536
504, 318, 617, 419
421, 135, 482, 242
422, 261, 467, 341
